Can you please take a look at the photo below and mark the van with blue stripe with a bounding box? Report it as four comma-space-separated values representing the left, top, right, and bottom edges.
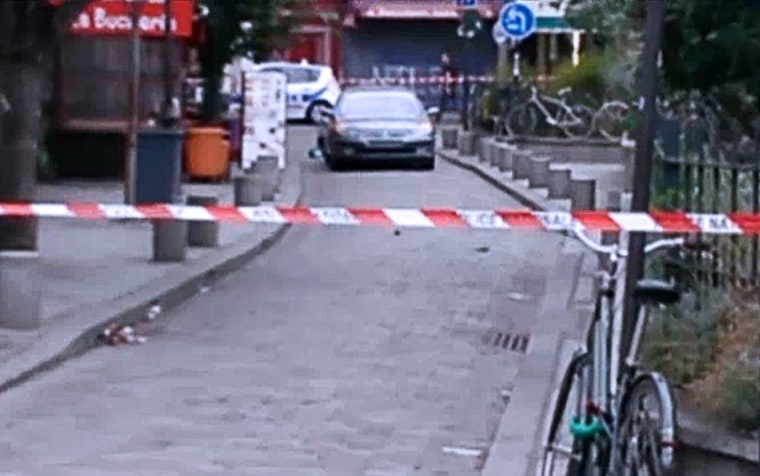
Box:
254, 60, 342, 123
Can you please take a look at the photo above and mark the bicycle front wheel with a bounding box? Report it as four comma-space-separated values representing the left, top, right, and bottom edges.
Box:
507, 103, 539, 137
615, 372, 678, 476
540, 351, 600, 476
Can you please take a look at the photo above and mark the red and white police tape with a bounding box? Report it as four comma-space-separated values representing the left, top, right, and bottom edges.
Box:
339, 75, 495, 86
1, 203, 759, 235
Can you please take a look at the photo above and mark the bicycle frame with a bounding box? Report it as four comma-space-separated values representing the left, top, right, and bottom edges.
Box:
570, 228, 685, 471
526, 86, 584, 127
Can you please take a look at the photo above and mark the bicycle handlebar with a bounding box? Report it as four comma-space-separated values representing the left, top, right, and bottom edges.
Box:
571, 225, 689, 259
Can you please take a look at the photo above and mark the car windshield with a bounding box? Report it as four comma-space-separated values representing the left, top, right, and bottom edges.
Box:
260, 66, 320, 84
337, 93, 423, 120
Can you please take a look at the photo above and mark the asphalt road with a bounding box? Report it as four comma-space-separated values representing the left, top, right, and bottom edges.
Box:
0, 126, 568, 476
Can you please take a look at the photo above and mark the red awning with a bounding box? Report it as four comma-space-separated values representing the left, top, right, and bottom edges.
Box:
353, 1, 498, 20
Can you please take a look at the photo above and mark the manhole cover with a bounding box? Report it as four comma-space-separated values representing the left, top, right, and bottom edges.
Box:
482, 329, 530, 354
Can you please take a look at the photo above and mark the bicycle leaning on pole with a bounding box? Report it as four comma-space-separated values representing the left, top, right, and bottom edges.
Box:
540, 226, 709, 476
507, 85, 596, 139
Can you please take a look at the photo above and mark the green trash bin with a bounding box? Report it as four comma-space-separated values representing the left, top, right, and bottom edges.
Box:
135, 128, 185, 204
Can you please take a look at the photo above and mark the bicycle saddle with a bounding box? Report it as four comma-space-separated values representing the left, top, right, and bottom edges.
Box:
633, 279, 680, 306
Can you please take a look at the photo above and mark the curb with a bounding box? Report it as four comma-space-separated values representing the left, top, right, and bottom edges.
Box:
438, 149, 549, 212
0, 164, 306, 396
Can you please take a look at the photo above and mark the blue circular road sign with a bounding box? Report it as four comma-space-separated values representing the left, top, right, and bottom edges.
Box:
499, 1, 536, 41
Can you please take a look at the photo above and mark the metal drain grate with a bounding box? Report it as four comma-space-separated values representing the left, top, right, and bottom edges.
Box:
482, 330, 530, 354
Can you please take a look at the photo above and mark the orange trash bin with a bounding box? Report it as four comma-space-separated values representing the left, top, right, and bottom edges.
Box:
183, 127, 230, 180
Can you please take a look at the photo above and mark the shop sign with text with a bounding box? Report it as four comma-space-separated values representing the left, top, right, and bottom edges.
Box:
67, 0, 194, 38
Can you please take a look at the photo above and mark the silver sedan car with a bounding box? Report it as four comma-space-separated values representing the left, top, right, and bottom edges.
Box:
315, 86, 439, 170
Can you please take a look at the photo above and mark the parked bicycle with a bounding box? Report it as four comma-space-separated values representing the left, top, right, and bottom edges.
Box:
507, 85, 595, 139
540, 227, 709, 476
595, 100, 632, 142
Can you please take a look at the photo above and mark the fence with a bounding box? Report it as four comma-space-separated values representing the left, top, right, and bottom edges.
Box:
655, 104, 760, 291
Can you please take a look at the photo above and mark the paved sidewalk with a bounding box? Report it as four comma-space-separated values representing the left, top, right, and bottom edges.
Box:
0, 126, 312, 393
436, 138, 601, 476
438, 137, 760, 474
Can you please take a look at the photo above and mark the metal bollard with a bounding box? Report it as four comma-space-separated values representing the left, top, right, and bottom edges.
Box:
478, 136, 492, 163
187, 195, 219, 248
488, 139, 501, 166
457, 130, 476, 156
152, 219, 188, 262
233, 175, 263, 206
441, 127, 458, 149
253, 156, 278, 201
512, 150, 532, 180
497, 144, 514, 172
547, 167, 572, 199
528, 156, 551, 188
570, 178, 596, 210
0, 251, 42, 329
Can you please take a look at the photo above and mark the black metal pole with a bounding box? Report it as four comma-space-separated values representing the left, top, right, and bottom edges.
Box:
620, 0, 666, 372
125, 0, 143, 204
162, 0, 173, 125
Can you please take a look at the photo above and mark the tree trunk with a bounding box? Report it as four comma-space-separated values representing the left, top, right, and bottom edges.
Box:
0, 57, 42, 251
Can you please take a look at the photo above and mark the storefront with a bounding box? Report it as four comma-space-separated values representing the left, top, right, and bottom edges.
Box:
341, 0, 501, 80
48, 0, 197, 177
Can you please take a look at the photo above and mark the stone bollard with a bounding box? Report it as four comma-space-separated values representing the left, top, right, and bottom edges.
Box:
512, 150, 532, 180
253, 156, 278, 201
528, 156, 551, 188
0, 251, 42, 329
478, 136, 492, 164
621, 146, 635, 193
547, 167, 572, 199
187, 195, 219, 248
441, 127, 458, 149
233, 175, 263, 206
570, 178, 596, 210
457, 130, 476, 156
488, 139, 501, 166
497, 144, 514, 172
152, 219, 188, 262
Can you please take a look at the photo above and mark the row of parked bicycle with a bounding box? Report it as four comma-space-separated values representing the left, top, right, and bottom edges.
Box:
461, 82, 632, 141
461, 81, 737, 144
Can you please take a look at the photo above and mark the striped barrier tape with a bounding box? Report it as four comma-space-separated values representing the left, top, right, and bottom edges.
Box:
1, 203, 759, 235
340, 75, 495, 86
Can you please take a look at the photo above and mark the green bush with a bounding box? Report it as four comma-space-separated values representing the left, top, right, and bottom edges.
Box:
544, 53, 610, 106
720, 363, 760, 432
643, 290, 760, 434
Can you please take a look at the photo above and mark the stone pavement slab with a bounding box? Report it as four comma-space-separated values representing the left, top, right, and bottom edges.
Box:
0, 126, 313, 394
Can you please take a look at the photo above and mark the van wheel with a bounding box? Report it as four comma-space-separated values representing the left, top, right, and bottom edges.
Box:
307, 101, 331, 124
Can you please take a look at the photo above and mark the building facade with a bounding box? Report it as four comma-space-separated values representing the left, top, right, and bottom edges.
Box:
283, 0, 346, 76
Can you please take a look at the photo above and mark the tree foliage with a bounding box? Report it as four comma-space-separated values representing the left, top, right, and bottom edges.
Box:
661, 0, 760, 102
568, 0, 760, 107
198, 0, 311, 120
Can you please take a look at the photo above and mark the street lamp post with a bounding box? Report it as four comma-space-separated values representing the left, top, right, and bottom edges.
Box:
620, 0, 666, 377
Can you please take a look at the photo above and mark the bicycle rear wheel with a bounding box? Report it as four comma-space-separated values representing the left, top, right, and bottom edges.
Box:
540, 351, 599, 476
595, 101, 630, 142
615, 372, 678, 476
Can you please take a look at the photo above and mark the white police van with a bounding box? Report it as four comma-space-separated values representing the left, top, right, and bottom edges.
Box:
254, 60, 341, 123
